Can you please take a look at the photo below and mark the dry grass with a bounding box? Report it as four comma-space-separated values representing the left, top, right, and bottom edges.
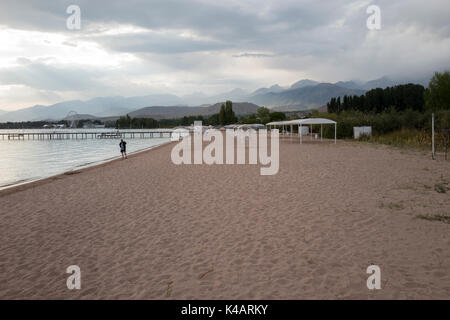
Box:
379, 202, 404, 210
434, 183, 448, 194
416, 214, 450, 224
363, 129, 431, 150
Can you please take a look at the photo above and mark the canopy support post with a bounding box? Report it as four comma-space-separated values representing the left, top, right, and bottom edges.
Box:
334, 123, 337, 144
300, 124, 302, 144
321, 124, 323, 142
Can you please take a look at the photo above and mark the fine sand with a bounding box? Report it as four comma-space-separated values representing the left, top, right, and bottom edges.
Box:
0, 137, 449, 299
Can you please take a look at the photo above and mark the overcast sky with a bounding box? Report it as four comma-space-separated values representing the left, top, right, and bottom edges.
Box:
0, 0, 449, 110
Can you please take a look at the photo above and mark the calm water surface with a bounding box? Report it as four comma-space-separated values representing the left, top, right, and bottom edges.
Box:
0, 129, 171, 189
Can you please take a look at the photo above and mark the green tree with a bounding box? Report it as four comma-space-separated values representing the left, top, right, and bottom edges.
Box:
126, 114, 131, 128
116, 115, 131, 129
181, 116, 189, 126
425, 71, 450, 111
327, 97, 337, 113
219, 104, 226, 125
269, 112, 286, 122
224, 100, 236, 124
206, 113, 220, 125
257, 107, 270, 119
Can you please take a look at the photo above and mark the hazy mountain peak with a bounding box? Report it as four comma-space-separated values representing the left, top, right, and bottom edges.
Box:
269, 84, 282, 90
250, 84, 285, 96
290, 79, 319, 89
228, 88, 248, 95
333, 80, 362, 90
361, 76, 395, 90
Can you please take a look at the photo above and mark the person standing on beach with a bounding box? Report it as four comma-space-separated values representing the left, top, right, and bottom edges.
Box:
119, 139, 128, 159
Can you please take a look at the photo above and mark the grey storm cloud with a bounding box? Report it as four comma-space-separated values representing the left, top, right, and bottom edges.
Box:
95, 32, 231, 54
232, 53, 274, 58
1, 0, 449, 58
0, 0, 363, 53
0, 0, 449, 109
0, 60, 104, 91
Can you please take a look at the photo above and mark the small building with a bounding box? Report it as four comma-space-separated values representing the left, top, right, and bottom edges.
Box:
353, 126, 372, 139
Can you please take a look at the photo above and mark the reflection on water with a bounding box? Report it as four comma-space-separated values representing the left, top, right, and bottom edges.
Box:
0, 129, 171, 189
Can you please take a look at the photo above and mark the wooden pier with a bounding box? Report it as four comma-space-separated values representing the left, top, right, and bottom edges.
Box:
1, 131, 174, 140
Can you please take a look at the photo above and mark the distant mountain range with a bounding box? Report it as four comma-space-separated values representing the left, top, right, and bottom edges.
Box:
128, 102, 260, 120
0, 95, 184, 122
248, 83, 365, 111
0, 76, 429, 122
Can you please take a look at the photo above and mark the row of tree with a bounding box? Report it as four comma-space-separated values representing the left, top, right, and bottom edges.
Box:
327, 71, 450, 114
0, 120, 68, 129
237, 107, 286, 124
75, 119, 103, 128
116, 115, 159, 129
327, 83, 425, 114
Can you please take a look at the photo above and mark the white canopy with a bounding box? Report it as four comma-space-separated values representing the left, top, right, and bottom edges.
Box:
267, 118, 337, 144
266, 118, 336, 126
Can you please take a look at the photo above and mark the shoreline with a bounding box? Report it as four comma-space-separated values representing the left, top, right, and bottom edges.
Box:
0, 140, 174, 197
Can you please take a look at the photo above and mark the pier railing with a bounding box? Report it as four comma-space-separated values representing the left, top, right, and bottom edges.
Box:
1, 131, 174, 140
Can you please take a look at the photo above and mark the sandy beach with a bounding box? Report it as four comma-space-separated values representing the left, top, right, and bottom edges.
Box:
0, 137, 449, 299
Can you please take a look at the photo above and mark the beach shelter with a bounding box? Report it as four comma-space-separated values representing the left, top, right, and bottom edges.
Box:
267, 118, 337, 144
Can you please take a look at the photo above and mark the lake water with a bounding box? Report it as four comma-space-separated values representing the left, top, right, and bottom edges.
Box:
0, 129, 171, 190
